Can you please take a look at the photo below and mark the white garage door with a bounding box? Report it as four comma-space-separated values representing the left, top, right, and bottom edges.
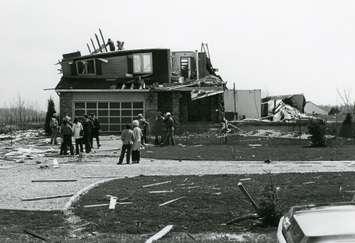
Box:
73, 101, 144, 132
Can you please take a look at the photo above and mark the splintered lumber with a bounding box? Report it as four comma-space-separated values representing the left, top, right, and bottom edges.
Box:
83, 202, 132, 208
145, 225, 174, 243
224, 213, 259, 225
83, 203, 108, 208
24, 229, 48, 241
82, 176, 118, 179
238, 182, 259, 211
142, 181, 171, 188
22, 194, 74, 201
159, 196, 185, 207
31, 179, 77, 182
148, 190, 173, 194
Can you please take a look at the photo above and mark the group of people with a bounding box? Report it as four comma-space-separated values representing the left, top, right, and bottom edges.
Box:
50, 113, 101, 155
118, 112, 176, 164
50, 110, 176, 163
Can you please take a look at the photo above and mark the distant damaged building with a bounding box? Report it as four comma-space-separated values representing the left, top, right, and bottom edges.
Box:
54, 45, 225, 132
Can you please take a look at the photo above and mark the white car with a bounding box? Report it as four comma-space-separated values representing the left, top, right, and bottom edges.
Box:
277, 202, 355, 243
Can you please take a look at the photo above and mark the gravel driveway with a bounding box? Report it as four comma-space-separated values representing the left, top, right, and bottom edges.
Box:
1, 136, 355, 211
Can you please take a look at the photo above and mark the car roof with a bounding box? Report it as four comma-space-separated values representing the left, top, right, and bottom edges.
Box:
293, 205, 355, 237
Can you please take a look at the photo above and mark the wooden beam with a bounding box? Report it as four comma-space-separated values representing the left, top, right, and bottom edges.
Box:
99, 28, 108, 52
142, 181, 171, 188
22, 194, 73, 201
159, 196, 185, 207
86, 43, 92, 54
31, 179, 77, 182
145, 225, 174, 243
23, 230, 48, 241
90, 38, 97, 52
95, 33, 102, 52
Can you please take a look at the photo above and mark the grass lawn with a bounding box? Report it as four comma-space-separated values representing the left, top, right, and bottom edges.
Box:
142, 136, 355, 161
0, 210, 68, 241
73, 172, 355, 242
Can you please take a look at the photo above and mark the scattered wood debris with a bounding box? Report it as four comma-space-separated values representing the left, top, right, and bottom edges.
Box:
145, 225, 174, 243
22, 194, 73, 201
23, 229, 48, 241
149, 190, 173, 194
159, 196, 185, 207
109, 196, 117, 210
239, 178, 251, 182
142, 180, 171, 188
302, 181, 315, 185
187, 186, 200, 190
31, 179, 77, 182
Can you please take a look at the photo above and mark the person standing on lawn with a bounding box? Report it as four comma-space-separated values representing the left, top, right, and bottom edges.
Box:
137, 113, 149, 145
72, 118, 84, 155
90, 113, 101, 149
151, 111, 164, 145
132, 120, 143, 163
59, 118, 74, 155
50, 113, 59, 145
117, 124, 134, 165
163, 112, 175, 145
82, 115, 93, 153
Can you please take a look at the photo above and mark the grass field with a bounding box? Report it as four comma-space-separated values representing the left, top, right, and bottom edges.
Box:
72, 172, 355, 241
142, 136, 355, 161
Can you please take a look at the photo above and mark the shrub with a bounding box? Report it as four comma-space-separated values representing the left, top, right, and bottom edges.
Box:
339, 113, 353, 138
308, 119, 326, 147
44, 98, 56, 136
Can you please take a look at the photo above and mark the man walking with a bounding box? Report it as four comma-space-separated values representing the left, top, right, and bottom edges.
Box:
117, 124, 134, 165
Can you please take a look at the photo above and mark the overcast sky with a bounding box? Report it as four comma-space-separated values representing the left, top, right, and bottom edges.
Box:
1, 0, 355, 110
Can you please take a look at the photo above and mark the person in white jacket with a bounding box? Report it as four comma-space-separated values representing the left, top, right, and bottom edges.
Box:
131, 120, 143, 163
72, 118, 84, 155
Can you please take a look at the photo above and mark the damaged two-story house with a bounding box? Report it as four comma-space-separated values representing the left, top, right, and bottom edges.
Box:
54, 46, 225, 133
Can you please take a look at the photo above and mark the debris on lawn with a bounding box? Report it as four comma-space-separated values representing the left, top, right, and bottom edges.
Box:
23, 229, 48, 241
109, 196, 117, 210
264, 159, 271, 164
22, 194, 74, 201
238, 182, 259, 211
148, 190, 174, 194
145, 225, 174, 243
83, 203, 109, 208
248, 144, 262, 147
302, 181, 315, 185
142, 180, 172, 188
4, 147, 56, 161
239, 178, 252, 182
159, 196, 185, 207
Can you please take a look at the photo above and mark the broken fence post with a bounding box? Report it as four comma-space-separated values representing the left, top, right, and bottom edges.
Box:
145, 225, 174, 243
142, 181, 172, 188
238, 182, 259, 211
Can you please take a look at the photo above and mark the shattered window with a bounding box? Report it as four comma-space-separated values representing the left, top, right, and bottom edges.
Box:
132, 53, 152, 74
77, 61, 86, 74
76, 59, 96, 75
86, 59, 96, 74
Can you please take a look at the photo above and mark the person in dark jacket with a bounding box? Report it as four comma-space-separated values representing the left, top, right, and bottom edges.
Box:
117, 124, 134, 165
59, 118, 74, 155
163, 112, 175, 146
107, 38, 115, 51
82, 115, 93, 153
90, 113, 101, 148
